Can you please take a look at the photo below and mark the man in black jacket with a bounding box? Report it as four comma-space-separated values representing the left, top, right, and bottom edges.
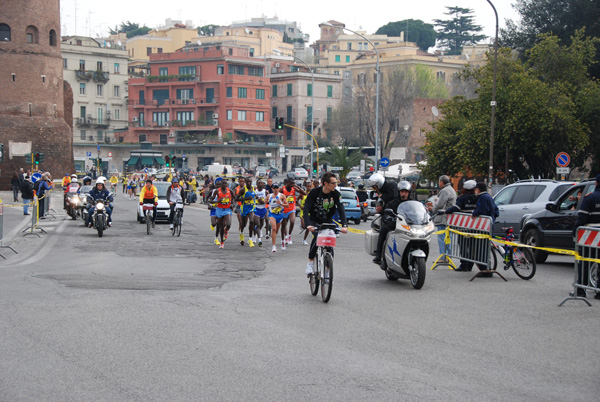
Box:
367, 173, 399, 266
20, 175, 34, 215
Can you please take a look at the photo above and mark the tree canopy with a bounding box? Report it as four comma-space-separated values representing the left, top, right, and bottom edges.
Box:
320, 145, 368, 180
375, 19, 436, 51
108, 21, 151, 39
197, 25, 219, 37
421, 31, 598, 180
434, 6, 486, 55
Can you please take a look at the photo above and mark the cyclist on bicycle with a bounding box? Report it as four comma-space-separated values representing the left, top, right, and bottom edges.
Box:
139, 178, 158, 228
166, 178, 184, 230
303, 172, 348, 276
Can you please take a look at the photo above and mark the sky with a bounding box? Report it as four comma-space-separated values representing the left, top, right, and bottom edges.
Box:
60, 0, 520, 47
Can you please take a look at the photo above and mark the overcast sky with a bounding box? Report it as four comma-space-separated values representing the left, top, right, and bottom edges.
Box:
60, 0, 520, 47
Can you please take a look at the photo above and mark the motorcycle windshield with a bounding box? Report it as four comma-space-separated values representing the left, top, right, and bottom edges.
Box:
397, 201, 429, 225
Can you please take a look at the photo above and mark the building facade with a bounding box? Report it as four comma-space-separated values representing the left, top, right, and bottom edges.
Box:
0, 0, 73, 185
62, 36, 130, 172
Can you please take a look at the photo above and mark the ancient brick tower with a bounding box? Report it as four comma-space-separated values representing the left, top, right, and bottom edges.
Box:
0, 0, 74, 188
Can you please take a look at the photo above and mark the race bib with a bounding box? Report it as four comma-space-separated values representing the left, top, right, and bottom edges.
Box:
272, 206, 283, 214
221, 197, 230, 203
287, 196, 295, 203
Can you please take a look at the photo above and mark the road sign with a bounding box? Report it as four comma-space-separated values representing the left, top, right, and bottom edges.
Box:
31, 172, 42, 183
556, 152, 570, 167
86, 152, 92, 157
380, 157, 390, 167
182, 153, 186, 159
557, 167, 570, 174
108, 152, 113, 157
97, 145, 100, 152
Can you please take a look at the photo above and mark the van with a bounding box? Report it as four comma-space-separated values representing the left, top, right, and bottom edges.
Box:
200, 163, 234, 177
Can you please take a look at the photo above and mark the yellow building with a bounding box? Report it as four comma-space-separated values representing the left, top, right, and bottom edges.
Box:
203, 26, 294, 57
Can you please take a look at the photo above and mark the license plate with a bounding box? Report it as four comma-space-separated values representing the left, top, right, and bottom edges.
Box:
344, 202, 349, 207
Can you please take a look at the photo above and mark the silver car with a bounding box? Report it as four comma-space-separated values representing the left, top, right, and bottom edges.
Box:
493, 179, 575, 238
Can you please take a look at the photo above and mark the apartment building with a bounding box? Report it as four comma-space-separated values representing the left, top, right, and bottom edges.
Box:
62, 36, 129, 172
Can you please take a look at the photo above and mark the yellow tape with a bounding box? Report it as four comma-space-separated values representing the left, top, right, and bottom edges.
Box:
333, 220, 367, 234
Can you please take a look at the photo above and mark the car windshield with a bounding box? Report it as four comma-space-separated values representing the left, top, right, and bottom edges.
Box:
397, 201, 429, 225
154, 182, 170, 198
340, 190, 356, 200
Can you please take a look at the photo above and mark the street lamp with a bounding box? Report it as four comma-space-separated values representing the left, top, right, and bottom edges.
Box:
321, 22, 380, 169
487, 0, 499, 189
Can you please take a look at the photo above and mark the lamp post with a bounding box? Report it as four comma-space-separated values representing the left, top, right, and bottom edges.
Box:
487, 0, 499, 190
321, 22, 380, 169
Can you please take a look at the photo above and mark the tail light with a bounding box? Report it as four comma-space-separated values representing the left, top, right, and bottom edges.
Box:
356, 196, 360, 204
363, 202, 368, 207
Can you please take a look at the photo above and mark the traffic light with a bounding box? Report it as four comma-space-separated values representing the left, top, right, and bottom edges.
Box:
275, 116, 284, 130
312, 161, 318, 174
39, 153, 45, 163
91, 159, 97, 167
98, 157, 103, 166
34, 153, 40, 165
165, 156, 170, 167
171, 156, 177, 166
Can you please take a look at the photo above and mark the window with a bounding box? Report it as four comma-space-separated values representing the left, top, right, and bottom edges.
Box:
79, 83, 86, 95
113, 109, 120, 120
272, 106, 277, 118
494, 187, 516, 206
138, 134, 147, 142
327, 85, 333, 97
238, 87, 247, 98
248, 66, 263, 77
79, 59, 85, 70
113, 86, 120, 97
272, 85, 277, 97
176, 111, 194, 124
226, 87, 232, 98
176, 88, 193, 101
97, 61, 103, 71
97, 130, 103, 142
347, 42, 352, 50
80, 130, 86, 140
153, 111, 169, 126
158, 67, 168, 76
237, 110, 247, 121
307, 106, 313, 120
217, 64, 224, 75
157, 48, 163, 53
335, 55, 340, 62
307, 84, 312, 97
286, 105, 292, 122
139, 90, 145, 105
511, 186, 536, 204
147, 47, 152, 56
96, 84, 103, 96
228, 65, 245, 75
179, 66, 196, 76
63, 58, 68, 69
344, 71, 351, 79
139, 112, 145, 126
114, 63, 120, 73
346, 55, 350, 63
256, 111, 264, 121
26, 25, 38, 44
0, 23, 10, 41
256, 89, 265, 100
286, 128, 292, 141
97, 107, 104, 124
249, 48, 254, 57
287, 83, 292, 96
49, 29, 56, 46
80, 106, 86, 118
152, 89, 169, 105
227, 110, 233, 120
327, 107, 332, 123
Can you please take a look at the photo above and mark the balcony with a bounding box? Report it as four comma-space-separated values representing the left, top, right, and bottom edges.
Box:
146, 74, 199, 83
93, 71, 110, 83
75, 70, 93, 81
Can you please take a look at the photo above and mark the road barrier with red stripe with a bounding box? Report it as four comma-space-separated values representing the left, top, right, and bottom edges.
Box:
559, 226, 600, 306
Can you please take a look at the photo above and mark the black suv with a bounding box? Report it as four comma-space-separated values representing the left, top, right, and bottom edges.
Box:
520, 180, 596, 263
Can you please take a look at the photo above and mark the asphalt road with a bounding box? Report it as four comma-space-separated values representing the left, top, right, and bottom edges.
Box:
0, 191, 598, 401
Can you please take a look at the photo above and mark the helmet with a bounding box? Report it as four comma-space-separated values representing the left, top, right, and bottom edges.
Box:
366, 173, 385, 189
463, 180, 477, 190
398, 181, 411, 192
71, 178, 78, 183
172, 178, 179, 183
214, 177, 223, 184
358, 184, 365, 190
96, 178, 106, 185
71, 174, 77, 178
83, 176, 92, 184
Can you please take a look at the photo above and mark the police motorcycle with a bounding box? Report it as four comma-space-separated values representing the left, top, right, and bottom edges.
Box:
87, 194, 113, 237
365, 184, 435, 289
64, 179, 82, 220
78, 178, 94, 224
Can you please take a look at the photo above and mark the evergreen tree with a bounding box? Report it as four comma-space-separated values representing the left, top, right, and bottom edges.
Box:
376, 19, 436, 51
434, 6, 486, 55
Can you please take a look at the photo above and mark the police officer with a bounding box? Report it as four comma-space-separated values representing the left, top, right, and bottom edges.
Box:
367, 173, 399, 265
446, 180, 478, 271
573, 174, 600, 299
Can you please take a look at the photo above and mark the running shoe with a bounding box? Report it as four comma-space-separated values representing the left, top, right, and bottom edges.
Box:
219, 243, 225, 249
214, 238, 220, 246
302, 240, 308, 246
266, 234, 270, 239
248, 239, 255, 248
287, 236, 293, 245
210, 224, 215, 231
224, 230, 229, 240
170, 224, 174, 230
281, 240, 286, 251
272, 245, 277, 253
240, 234, 245, 246
258, 239, 263, 247
306, 261, 314, 276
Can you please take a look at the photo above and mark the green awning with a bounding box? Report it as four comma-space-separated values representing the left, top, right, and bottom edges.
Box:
141, 157, 154, 165
126, 157, 139, 166
154, 157, 166, 165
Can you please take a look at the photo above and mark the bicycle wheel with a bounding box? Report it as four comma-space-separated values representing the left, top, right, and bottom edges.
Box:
175, 212, 182, 237
489, 245, 499, 271
146, 212, 151, 235
320, 252, 333, 303
309, 258, 320, 296
510, 247, 536, 280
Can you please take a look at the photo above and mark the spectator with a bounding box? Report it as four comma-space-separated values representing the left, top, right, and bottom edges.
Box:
11, 172, 20, 202
21, 174, 34, 215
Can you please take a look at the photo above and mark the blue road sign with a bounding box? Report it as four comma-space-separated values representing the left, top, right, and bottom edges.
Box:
380, 157, 390, 167
555, 152, 570, 167
31, 172, 42, 183
182, 153, 186, 159
86, 152, 92, 157
97, 145, 100, 152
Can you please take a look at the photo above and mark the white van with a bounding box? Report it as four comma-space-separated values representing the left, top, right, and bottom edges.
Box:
201, 163, 234, 177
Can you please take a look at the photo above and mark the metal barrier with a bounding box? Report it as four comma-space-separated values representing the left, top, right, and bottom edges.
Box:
559, 226, 600, 306
431, 213, 504, 280
0, 202, 18, 258
23, 195, 46, 237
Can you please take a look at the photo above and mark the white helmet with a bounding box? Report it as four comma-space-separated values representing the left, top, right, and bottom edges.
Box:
71, 178, 78, 183
398, 181, 411, 192
463, 180, 477, 190
366, 173, 385, 189
96, 178, 106, 185
71, 174, 77, 178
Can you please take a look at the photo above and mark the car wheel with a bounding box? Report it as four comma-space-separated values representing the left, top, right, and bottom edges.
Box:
523, 228, 548, 264
354, 218, 361, 225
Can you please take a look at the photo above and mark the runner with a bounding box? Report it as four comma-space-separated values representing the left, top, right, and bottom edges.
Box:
264, 177, 273, 239
215, 179, 234, 249
208, 178, 221, 243
268, 183, 289, 252
281, 178, 306, 247
238, 177, 256, 247
234, 177, 246, 244
253, 180, 269, 247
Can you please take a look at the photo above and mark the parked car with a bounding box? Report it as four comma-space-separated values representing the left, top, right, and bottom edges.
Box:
492, 179, 575, 238
337, 186, 362, 224
136, 181, 171, 223
346, 170, 363, 181
520, 180, 595, 263
287, 168, 309, 180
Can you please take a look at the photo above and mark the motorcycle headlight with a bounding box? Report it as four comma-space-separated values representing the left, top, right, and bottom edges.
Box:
96, 202, 104, 211
408, 222, 435, 238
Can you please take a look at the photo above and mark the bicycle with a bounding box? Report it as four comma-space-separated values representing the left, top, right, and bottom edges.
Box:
142, 203, 154, 235
308, 223, 340, 303
490, 227, 536, 280
171, 201, 183, 237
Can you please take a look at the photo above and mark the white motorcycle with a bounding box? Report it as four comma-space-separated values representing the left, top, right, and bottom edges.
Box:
365, 201, 435, 289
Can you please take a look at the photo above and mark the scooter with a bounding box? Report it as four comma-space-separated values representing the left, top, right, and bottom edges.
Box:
365, 201, 435, 289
